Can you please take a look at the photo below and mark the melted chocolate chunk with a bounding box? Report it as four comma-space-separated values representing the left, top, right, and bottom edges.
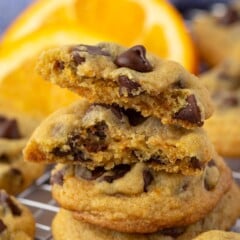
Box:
0, 220, 6, 233
0, 116, 21, 139
0, 191, 21, 216
217, 6, 240, 25
71, 44, 110, 56
72, 52, 85, 65
160, 227, 186, 237
68, 135, 88, 161
143, 170, 153, 192
110, 104, 123, 120
114, 45, 153, 72
118, 75, 142, 97
53, 60, 65, 71
190, 157, 202, 170
84, 121, 108, 153
121, 108, 147, 126
76, 166, 105, 181
103, 164, 131, 183
174, 95, 203, 126
50, 169, 65, 186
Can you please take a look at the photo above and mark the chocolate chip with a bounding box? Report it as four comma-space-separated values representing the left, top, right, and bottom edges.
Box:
103, 164, 131, 183
0, 220, 6, 233
0, 191, 21, 216
190, 157, 202, 170
0, 154, 9, 163
174, 95, 203, 126
0, 117, 21, 139
71, 44, 110, 56
172, 79, 186, 89
181, 182, 189, 191
217, 6, 240, 25
223, 96, 238, 107
50, 169, 65, 186
52, 147, 71, 157
76, 166, 105, 181
208, 159, 216, 167
160, 227, 186, 237
53, 60, 65, 71
90, 103, 123, 120
9, 168, 23, 184
72, 52, 85, 65
121, 108, 147, 126
118, 75, 142, 97
114, 45, 153, 72
143, 170, 153, 192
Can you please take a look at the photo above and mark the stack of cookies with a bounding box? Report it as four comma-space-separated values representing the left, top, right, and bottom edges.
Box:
24, 43, 240, 239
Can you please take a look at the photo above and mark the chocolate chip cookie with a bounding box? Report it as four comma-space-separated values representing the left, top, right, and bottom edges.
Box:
193, 230, 240, 240
0, 190, 35, 239
52, 182, 240, 239
192, 1, 240, 66
0, 109, 44, 194
51, 150, 231, 233
36, 42, 213, 129
200, 54, 240, 157
24, 99, 214, 175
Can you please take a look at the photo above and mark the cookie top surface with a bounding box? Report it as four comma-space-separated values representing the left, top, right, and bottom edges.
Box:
24, 99, 214, 175
52, 182, 240, 239
36, 42, 213, 129
0, 190, 35, 239
193, 230, 240, 240
51, 151, 231, 233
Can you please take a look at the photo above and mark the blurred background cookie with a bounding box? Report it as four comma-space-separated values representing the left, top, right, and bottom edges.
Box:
0, 104, 44, 195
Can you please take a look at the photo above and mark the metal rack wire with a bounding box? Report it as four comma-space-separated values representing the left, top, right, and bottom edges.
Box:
17, 159, 240, 240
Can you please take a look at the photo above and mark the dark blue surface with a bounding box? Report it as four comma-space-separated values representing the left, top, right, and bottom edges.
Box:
0, 0, 32, 35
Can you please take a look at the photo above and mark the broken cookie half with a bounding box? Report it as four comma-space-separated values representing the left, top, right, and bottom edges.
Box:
36, 43, 213, 129
24, 99, 214, 175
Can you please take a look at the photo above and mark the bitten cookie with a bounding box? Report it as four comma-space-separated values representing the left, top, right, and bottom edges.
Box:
36, 42, 213, 129
0, 109, 44, 195
52, 182, 240, 239
200, 53, 240, 157
193, 230, 240, 240
0, 189, 35, 239
51, 151, 231, 233
192, 1, 240, 66
24, 99, 214, 175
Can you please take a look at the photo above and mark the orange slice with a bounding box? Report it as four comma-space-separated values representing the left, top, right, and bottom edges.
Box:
1, 0, 196, 72
0, 26, 108, 118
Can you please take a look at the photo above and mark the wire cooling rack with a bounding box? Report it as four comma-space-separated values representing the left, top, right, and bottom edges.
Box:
17, 159, 240, 240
